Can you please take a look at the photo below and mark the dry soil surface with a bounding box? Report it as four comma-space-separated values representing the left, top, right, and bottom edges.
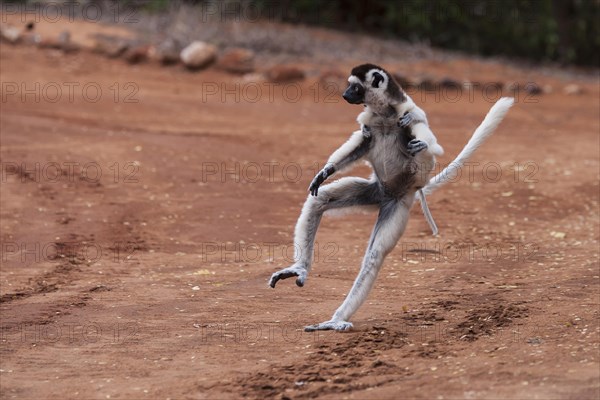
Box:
1, 17, 599, 400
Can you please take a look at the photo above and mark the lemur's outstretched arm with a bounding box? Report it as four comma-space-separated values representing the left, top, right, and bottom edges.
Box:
269, 128, 374, 289
309, 128, 372, 196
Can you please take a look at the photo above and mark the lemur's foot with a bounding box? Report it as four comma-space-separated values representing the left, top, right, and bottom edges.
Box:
407, 139, 428, 156
269, 263, 307, 288
304, 320, 353, 332
398, 112, 415, 127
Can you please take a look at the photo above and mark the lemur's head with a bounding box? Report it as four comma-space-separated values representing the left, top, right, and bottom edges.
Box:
343, 64, 406, 113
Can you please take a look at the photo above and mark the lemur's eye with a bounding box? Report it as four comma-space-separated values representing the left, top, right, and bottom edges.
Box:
354, 86, 359, 92
372, 72, 384, 88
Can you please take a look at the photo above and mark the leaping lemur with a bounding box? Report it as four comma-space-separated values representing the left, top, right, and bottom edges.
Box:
269, 63, 514, 332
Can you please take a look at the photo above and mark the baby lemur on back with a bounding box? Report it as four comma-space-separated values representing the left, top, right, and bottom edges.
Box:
269, 63, 514, 332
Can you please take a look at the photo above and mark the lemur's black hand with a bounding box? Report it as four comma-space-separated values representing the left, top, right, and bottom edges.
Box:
309, 170, 328, 196
407, 139, 428, 156
398, 112, 415, 127
309, 165, 335, 196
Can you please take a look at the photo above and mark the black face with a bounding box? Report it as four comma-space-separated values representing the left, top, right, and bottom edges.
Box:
342, 82, 365, 104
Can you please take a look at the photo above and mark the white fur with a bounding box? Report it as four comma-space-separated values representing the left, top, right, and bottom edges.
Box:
323, 98, 515, 327
356, 109, 372, 126
357, 95, 443, 157
332, 195, 413, 322
292, 177, 374, 268
394, 95, 443, 156
327, 130, 363, 171
293, 197, 317, 266
418, 189, 438, 236
324, 204, 379, 218
365, 69, 388, 98
271, 66, 514, 332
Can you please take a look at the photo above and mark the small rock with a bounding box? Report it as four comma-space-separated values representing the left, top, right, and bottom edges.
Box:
564, 84, 583, 95
92, 34, 129, 58
265, 65, 305, 83
180, 41, 217, 70
35, 30, 78, 53
124, 44, 150, 64
149, 38, 181, 65
0, 24, 21, 44
34, 34, 62, 49
542, 84, 553, 94
217, 48, 255, 74
524, 82, 542, 95
57, 30, 79, 52
240, 72, 265, 83
58, 30, 70, 46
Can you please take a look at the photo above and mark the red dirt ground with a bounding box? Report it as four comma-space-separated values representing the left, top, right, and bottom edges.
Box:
1, 16, 599, 400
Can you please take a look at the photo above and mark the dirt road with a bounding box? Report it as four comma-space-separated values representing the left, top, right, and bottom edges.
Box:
1, 17, 599, 400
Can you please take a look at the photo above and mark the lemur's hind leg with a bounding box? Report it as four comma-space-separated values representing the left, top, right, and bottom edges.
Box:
269, 177, 382, 288
304, 195, 412, 332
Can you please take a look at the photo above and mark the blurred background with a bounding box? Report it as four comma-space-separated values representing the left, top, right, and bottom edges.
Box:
4, 0, 599, 66
1, 1, 598, 399
52, 0, 600, 66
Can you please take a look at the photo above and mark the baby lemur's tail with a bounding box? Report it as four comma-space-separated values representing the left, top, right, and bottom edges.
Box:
421, 97, 514, 197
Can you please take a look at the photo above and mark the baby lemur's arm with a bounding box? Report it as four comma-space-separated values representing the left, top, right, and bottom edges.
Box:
309, 129, 372, 196
397, 101, 442, 236
397, 101, 444, 157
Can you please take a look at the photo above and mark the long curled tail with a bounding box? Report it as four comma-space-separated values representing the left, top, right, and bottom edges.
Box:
421, 97, 514, 197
